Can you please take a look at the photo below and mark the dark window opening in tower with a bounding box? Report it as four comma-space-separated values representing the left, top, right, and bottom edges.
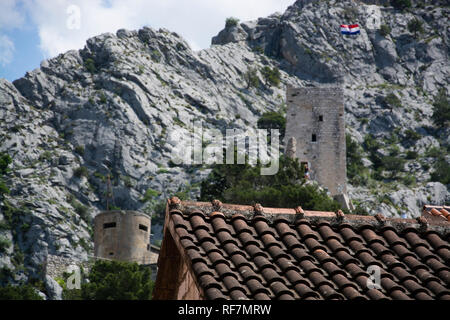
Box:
312, 134, 317, 142
319, 115, 323, 121
109, 252, 114, 256
103, 222, 116, 229
139, 224, 148, 232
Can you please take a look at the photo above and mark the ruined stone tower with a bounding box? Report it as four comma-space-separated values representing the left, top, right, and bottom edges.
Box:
94, 210, 152, 264
285, 86, 348, 197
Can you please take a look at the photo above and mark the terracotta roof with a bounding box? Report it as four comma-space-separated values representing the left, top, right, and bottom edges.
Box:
156, 198, 450, 300
423, 205, 450, 222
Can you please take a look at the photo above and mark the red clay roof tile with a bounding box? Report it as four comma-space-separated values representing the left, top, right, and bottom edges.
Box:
158, 200, 450, 300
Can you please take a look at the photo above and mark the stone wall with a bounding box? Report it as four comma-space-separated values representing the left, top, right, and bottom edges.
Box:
94, 211, 152, 264
285, 86, 347, 196
45, 254, 90, 279
45, 254, 159, 281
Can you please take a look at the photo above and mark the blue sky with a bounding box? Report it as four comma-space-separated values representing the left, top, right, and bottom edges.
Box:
0, 0, 295, 82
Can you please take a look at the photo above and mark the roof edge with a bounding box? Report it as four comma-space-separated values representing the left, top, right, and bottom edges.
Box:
170, 199, 449, 236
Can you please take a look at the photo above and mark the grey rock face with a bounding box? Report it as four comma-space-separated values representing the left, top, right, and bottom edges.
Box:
0, 0, 448, 291
45, 275, 63, 300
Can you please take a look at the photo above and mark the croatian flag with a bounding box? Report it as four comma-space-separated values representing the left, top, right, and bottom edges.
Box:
340, 24, 360, 35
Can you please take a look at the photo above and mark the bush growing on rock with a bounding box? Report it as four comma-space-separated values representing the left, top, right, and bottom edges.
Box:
431, 89, 450, 128
74, 145, 85, 155
199, 155, 344, 212
84, 58, 97, 74
379, 24, 391, 37
0, 153, 12, 175
74, 166, 88, 178
0, 152, 11, 198
261, 66, 281, 87
391, 0, 412, 10
225, 17, 240, 28
431, 156, 450, 185
0, 284, 43, 300
407, 18, 424, 38
244, 67, 260, 89
383, 93, 402, 110
78, 260, 153, 300
346, 134, 367, 186
0, 237, 11, 254
257, 111, 286, 140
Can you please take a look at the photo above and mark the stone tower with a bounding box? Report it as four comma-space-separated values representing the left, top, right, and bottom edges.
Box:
94, 210, 152, 264
285, 86, 347, 197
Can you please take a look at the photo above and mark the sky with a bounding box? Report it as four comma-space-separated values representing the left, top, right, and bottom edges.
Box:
0, 0, 295, 82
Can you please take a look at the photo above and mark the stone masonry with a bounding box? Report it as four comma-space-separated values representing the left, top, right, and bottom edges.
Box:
94, 210, 152, 264
285, 86, 347, 197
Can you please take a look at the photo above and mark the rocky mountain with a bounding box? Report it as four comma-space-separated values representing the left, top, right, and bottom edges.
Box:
0, 0, 448, 298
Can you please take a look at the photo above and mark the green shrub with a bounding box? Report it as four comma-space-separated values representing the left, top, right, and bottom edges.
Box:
74, 166, 88, 178
402, 175, 416, 186
0, 284, 43, 300
93, 172, 106, 182
381, 156, 405, 176
406, 150, 418, 160
363, 134, 383, 169
426, 146, 440, 158
0, 236, 11, 254
261, 66, 281, 87
430, 156, 450, 185
384, 93, 402, 109
379, 24, 391, 37
73, 201, 89, 222
407, 18, 423, 38
257, 111, 286, 141
80, 260, 153, 300
123, 176, 134, 188
141, 188, 160, 202
346, 135, 367, 186
391, 0, 411, 10
0, 153, 12, 198
199, 155, 344, 212
84, 58, 97, 74
75, 145, 85, 155
244, 67, 260, 89
151, 50, 162, 63
39, 150, 52, 162
225, 17, 240, 28
404, 129, 421, 141
431, 89, 449, 128
99, 92, 107, 104
0, 179, 9, 197
0, 153, 12, 175
360, 118, 369, 125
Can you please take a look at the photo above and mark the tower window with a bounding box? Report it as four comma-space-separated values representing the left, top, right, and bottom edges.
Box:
109, 252, 114, 256
312, 134, 317, 142
319, 115, 323, 122
139, 224, 148, 232
103, 222, 116, 229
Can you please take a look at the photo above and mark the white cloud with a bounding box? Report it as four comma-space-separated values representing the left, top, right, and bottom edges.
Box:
0, 34, 15, 66
0, 0, 25, 29
23, 0, 295, 58
0, 0, 25, 67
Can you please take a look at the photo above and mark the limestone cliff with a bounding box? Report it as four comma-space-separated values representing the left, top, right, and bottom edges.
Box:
0, 0, 448, 298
